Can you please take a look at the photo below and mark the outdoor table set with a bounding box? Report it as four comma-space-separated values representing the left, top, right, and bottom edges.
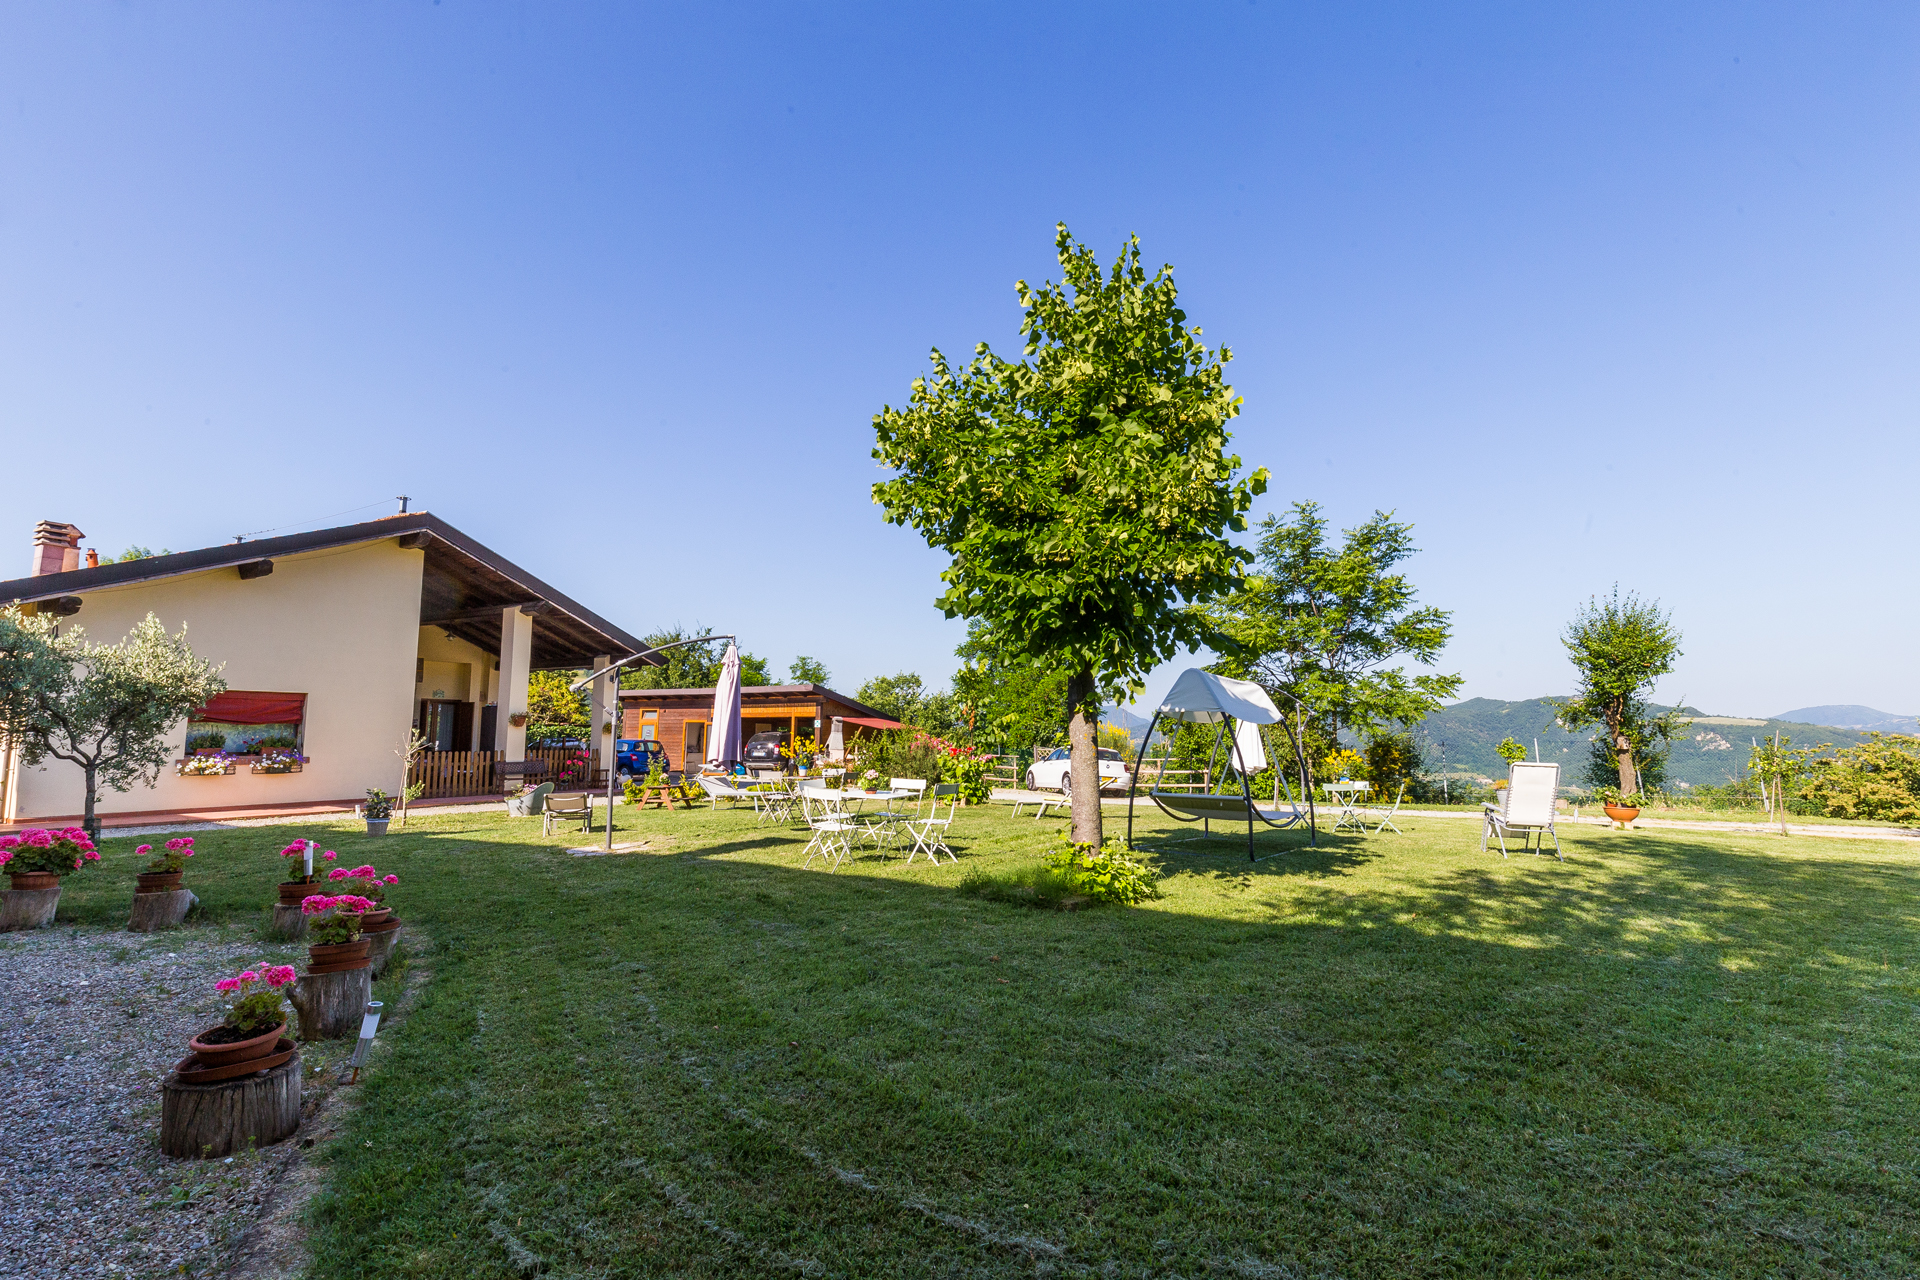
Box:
796, 782, 953, 870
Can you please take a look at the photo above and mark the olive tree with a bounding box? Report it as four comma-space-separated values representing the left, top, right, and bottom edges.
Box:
873, 223, 1267, 844
0, 608, 226, 837
1554, 588, 1685, 795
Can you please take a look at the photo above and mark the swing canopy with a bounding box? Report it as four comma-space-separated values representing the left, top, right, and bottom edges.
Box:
1157, 669, 1283, 726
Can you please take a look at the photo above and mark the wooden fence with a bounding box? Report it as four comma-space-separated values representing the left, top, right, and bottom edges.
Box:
408, 747, 603, 799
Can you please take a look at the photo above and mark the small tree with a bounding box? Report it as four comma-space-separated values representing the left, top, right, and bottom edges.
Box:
874, 224, 1267, 844
0, 609, 226, 838
1554, 588, 1686, 795
395, 729, 429, 827
1496, 737, 1528, 766
1204, 501, 1460, 769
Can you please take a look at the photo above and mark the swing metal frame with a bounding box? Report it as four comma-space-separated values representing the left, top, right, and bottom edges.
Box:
1124, 676, 1317, 863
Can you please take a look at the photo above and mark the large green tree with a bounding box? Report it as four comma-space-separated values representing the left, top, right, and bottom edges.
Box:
0, 608, 227, 837
853, 671, 962, 736
1204, 501, 1460, 766
951, 619, 1070, 753
1554, 588, 1686, 794
873, 225, 1266, 843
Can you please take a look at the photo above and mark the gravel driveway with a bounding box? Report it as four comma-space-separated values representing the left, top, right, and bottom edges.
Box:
0, 924, 334, 1279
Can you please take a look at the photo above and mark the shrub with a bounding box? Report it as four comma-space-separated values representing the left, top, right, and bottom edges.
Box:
214, 965, 298, 1035
1320, 748, 1366, 781
1044, 835, 1162, 905
0, 827, 101, 876
1496, 737, 1528, 765
1802, 734, 1920, 823
363, 789, 394, 820
184, 730, 227, 753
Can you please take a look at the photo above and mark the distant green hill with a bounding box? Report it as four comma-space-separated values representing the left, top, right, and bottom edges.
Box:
1380, 698, 1870, 789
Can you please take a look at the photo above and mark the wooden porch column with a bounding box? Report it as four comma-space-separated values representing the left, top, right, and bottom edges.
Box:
499, 606, 533, 762
590, 653, 614, 780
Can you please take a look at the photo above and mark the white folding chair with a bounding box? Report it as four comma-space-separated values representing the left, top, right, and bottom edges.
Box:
1369, 781, 1408, 834
800, 789, 861, 871
1482, 762, 1561, 858
889, 778, 929, 818
904, 785, 961, 866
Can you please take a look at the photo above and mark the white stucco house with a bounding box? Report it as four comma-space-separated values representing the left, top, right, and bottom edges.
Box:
0, 514, 647, 828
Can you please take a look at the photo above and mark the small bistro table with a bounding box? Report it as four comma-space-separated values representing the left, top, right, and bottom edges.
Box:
1321, 781, 1373, 833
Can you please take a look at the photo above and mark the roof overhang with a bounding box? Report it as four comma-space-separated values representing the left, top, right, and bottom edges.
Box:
0, 513, 653, 671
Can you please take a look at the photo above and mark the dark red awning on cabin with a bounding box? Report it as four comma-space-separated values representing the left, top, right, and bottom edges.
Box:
191, 691, 308, 725
840, 716, 906, 731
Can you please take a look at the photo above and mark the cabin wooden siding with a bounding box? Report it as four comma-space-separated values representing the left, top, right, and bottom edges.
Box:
617, 685, 884, 770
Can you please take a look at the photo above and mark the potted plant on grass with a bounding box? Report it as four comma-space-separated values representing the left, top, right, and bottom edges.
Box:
134, 836, 196, 894
362, 789, 393, 836
301, 892, 376, 972
327, 864, 398, 927
1594, 786, 1643, 827
0, 826, 102, 892
277, 840, 338, 904
189, 964, 297, 1066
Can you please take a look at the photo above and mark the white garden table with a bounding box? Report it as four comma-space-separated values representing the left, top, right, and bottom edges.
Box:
1321, 781, 1373, 833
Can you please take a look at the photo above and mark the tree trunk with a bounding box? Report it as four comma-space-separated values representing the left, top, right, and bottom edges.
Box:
269, 905, 309, 940
82, 763, 101, 842
1613, 729, 1636, 794
161, 1051, 302, 1158
129, 888, 196, 932
287, 967, 372, 1040
364, 921, 401, 976
1066, 670, 1102, 846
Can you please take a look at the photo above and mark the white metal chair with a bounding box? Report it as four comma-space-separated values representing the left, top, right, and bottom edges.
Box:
1369, 781, 1408, 834
904, 784, 961, 865
800, 789, 861, 871
1482, 762, 1561, 858
889, 778, 929, 818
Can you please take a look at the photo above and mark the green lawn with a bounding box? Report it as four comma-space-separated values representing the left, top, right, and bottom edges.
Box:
56, 800, 1920, 1277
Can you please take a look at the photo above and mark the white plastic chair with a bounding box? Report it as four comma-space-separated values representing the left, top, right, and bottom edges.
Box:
697, 774, 752, 810
904, 785, 961, 865
1482, 762, 1561, 858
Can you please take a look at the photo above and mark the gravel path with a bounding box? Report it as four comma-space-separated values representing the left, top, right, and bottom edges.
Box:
0, 925, 333, 1279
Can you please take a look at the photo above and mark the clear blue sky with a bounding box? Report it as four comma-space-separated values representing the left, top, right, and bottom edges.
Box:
4, 3, 1915, 718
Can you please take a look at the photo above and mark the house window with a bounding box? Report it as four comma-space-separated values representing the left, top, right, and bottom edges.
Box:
187, 691, 308, 756
640, 709, 657, 741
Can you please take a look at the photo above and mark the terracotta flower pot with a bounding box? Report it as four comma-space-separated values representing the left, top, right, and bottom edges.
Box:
1603, 804, 1641, 825
277, 880, 321, 906
359, 906, 392, 928
136, 871, 183, 895
307, 939, 370, 973
7, 871, 60, 892
188, 1020, 287, 1067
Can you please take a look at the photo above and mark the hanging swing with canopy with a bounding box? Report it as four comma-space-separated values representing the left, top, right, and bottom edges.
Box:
1125, 668, 1317, 862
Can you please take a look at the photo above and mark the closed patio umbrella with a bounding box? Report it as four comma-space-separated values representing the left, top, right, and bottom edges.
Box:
705, 642, 743, 771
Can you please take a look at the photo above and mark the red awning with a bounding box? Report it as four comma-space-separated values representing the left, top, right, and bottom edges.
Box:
840, 715, 905, 731
192, 691, 308, 725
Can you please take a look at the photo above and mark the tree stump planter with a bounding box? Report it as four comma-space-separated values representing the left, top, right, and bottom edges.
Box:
1, 885, 61, 932
363, 919, 401, 975
129, 888, 196, 932
288, 967, 372, 1040
161, 1049, 301, 1158
136, 871, 183, 894
269, 904, 309, 940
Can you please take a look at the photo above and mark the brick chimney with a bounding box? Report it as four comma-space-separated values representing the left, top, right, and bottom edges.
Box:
30, 521, 85, 576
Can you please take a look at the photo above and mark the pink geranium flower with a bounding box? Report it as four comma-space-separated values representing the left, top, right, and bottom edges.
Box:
383, 874, 398, 885
322, 851, 337, 862
280, 841, 305, 858
264, 965, 298, 987
300, 894, 336, 915
350, 864, 375, 876
215, 977, 241, 993
0, 850, 11, 866
0, 835, 17, 850
165, 837, 193, 851
136, 844, 152, 855
238, 970, 260, 983
327, 868, 350, 881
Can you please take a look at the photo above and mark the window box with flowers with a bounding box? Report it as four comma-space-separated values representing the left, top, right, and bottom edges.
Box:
250, 750, 307, 776
177, 753, 236, 777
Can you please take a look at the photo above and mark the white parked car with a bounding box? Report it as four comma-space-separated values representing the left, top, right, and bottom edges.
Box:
1024, 746, 1134, 795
